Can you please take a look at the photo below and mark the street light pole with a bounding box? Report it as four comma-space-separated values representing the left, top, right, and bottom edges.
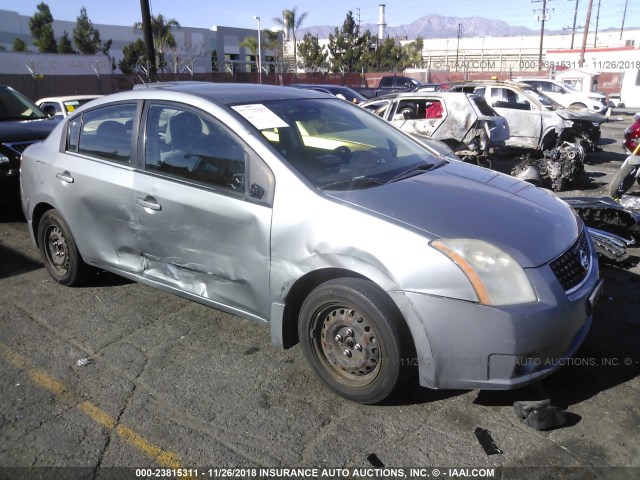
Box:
254, 16, 262, 84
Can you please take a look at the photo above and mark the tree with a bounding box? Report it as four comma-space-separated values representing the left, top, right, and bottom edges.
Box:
240, 36, 258, 55
12, 38, 30, 52
272, 7, 308, 67
58, 31, 75, 54
73, 7, 103, 54
403, 37, 424, 69
297, 33, 328, 72
375, 37, 406, 72
261, 29, 285, 80
118, 38, 146, 74
167, 41, 209, 77
240, 36, 258, 73
327, 11, 371, 73
29, 2, 57, 53
134, 15, 180, 73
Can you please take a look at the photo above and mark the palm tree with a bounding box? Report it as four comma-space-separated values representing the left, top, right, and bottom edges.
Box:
240, 36, 258, 73
272, 7, 308, 68
134, 14, 180, 72
240, 36, 258, 55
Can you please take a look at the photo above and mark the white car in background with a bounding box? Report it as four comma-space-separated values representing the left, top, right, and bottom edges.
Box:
517, 78, 607, 113
36, 95, 103, 118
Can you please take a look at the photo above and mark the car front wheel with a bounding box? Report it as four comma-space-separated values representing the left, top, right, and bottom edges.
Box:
38, 209, 90, 286
298, 278, 415, 404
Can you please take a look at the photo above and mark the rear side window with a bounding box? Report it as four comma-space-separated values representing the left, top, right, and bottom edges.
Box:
74, 104, 136, 163
473, 97, 497, 116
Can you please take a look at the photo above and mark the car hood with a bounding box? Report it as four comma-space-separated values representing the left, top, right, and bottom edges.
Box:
0, 117, 58, 142
556, 108, 606, 124
326, 161, 579, 268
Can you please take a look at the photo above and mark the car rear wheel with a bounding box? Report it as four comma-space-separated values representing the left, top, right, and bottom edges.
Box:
38, 209, 90, 286
298, 278, 415, 404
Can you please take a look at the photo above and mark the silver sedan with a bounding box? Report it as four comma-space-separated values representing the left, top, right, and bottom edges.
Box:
21, 83, 602, 404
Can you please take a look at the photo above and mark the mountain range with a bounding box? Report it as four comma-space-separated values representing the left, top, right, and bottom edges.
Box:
299, 14, 545, 39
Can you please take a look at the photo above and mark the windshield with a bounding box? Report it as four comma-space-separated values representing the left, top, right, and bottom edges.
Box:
522, 87, 564, 110
0, 86, 48, 121
233, 98, 445, 190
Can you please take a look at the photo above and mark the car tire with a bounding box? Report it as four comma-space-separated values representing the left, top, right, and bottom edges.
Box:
609, 160, 639, 199
38, 209, 90, 286
298, 277, 415, 404
569, 102, 587, 110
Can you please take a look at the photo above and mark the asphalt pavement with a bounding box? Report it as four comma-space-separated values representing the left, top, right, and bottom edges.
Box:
0, 110, 639, 479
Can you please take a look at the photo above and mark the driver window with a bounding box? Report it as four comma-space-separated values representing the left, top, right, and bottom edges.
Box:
145, 104, 246, 192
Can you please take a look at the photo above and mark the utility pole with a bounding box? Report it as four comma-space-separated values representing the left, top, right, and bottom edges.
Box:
579, 0, 593, 68
593, 0, 601, 47
532, 0, 553, 71
569, 0, 579, 49
356, 7, 361, 31
620, 0, 628, 40
455, 23, 462, 70
139, 0, 157, 81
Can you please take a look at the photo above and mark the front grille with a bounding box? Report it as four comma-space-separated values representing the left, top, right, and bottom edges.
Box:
550, 229, 591, 292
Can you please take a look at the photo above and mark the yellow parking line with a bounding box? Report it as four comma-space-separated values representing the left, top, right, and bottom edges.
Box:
0, 341, 181, 468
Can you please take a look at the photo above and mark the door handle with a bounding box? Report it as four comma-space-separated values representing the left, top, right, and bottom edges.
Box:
56, 172, 74, 183
136, 197, 162, 211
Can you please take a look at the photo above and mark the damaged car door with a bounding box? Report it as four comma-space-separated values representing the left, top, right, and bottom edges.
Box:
41, 102, 141, 274
486, 86, 550, 149
134, 102, 273, 320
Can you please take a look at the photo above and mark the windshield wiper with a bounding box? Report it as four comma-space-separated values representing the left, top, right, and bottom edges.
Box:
320, 176, 384, 190
387, 162, 440, 183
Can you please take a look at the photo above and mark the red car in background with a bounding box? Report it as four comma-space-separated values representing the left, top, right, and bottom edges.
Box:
609, 112, 640, 199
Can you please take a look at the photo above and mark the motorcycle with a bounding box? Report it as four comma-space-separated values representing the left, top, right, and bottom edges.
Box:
609, 112, 640, 199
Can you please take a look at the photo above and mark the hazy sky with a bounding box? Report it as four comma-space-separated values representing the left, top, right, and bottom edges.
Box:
3, 0, 633, 35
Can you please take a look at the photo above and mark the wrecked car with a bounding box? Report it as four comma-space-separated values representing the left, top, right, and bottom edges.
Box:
361, 92, 509, 167
449, 81, 607, 191
21, 83, 602, 404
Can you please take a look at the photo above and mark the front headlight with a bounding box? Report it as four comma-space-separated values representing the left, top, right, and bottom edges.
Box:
431, 239, 537, 306
0, 154, 10, 165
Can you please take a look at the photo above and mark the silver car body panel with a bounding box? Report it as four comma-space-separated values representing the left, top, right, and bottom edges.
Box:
21, 84, 600, 390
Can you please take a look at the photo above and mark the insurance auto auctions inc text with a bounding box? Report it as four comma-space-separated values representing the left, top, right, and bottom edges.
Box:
202, 467, 496, 478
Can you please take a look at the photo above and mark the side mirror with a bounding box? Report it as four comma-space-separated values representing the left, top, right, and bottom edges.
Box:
43, 105, 57, 117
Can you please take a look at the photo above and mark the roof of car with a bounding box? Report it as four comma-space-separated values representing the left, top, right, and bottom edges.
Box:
363, 91, 480, 102
291, 84, 356, 89
36, 95, 104, 103
126, 82, 329, 105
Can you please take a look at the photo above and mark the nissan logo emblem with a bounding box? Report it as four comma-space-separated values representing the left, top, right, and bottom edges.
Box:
578, 247, 589, 271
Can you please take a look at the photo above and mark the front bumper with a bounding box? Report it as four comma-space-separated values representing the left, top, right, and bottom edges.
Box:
393, 255, 601, 390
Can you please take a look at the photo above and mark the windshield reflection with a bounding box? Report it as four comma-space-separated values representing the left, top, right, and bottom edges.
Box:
249, 98, 445, 190
0, 86, 48, 121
